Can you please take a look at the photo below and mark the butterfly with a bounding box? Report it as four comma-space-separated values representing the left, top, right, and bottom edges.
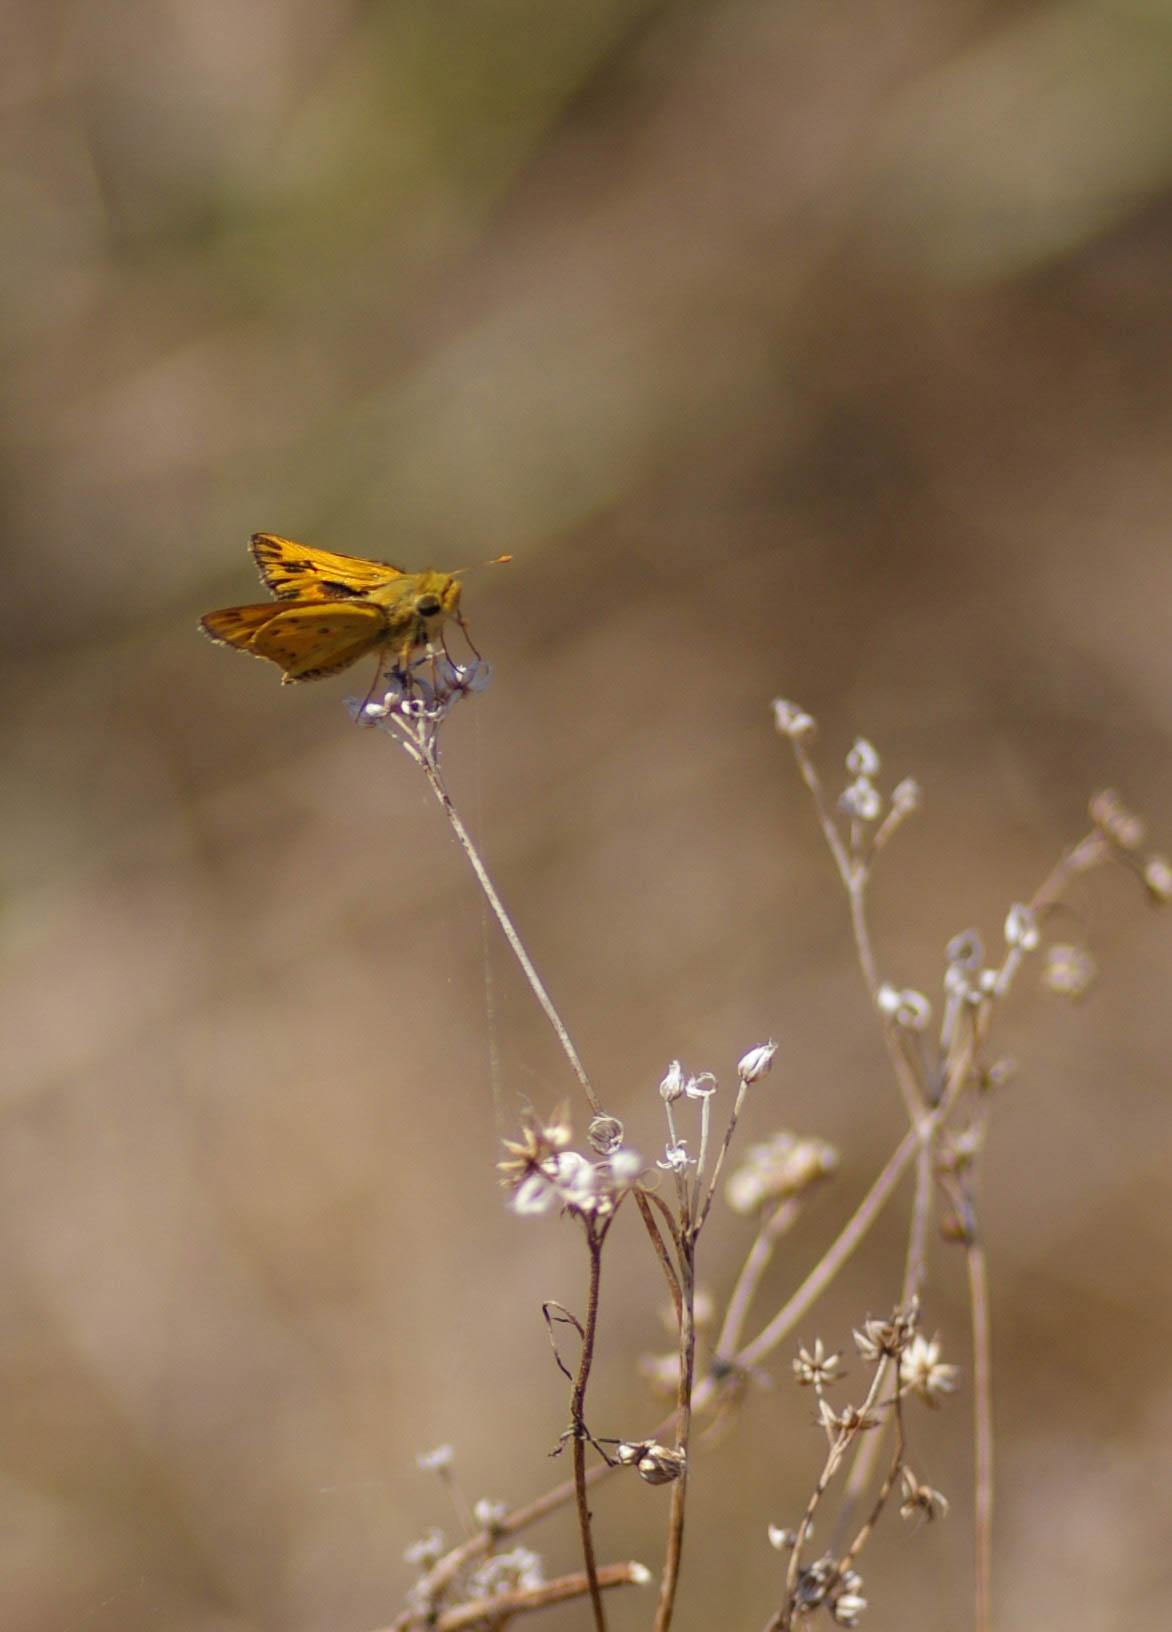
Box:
200, 533, 509, 687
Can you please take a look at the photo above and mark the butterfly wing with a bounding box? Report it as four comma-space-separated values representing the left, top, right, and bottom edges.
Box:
250, 533, 405, 601
248, 599, 391, 682
200, 602, 284, 651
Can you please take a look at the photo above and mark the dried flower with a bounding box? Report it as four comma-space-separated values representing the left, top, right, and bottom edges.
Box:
588, 1114, 625, 1154
658, 1143, 690, 1176
853, 1302, 918, 1364
500, 1110, 640, 1218
737, 1040, 778, 1083
1042, 942, 1097, 1000
818, 1399, 879, 1435
795, 1557, 837, 1607
616, 1441, 687, 1485
899, 1334, 959, 1405
1089, 789, 1145, 850
659, 1061, 687, 1102
792, 1339, 844, 1388
638, 1351, 681, 1398
498, 1107, 572, 1184
876, 984, 931, 1029
899, 1467, 950, 1523
726, 1131, 839, 1213
416, 1444, 455, 1474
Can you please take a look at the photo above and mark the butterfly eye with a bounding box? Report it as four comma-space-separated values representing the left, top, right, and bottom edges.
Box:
416, 593, 443, 616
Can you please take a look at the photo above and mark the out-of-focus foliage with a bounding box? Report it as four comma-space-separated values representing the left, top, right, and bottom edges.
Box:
2, 3, 1170, 1629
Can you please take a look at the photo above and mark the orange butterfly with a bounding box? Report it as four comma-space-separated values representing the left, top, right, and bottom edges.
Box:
200, 533, 509, 687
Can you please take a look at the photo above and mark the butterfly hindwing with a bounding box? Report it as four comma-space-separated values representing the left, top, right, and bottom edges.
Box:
200, 602, 284, 650
248, 599, 391, 682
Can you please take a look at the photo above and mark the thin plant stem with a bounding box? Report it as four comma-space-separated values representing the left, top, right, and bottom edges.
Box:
415, 749, 603, 1118
697, 1075, 751, 1233
835, 1113, 937, 1536
635, 1190, 684, 1320
712, 1198, 799, 1367
789, 735, 924, 1121
655, 1234, 695, 1632
734, 1126, 918, 1377
968, 1237, 994, 1632
571, 1220, 609, 1632
377, 1562, 646, 1632
838, 1389, 906, 1577
767, 1347, 894, 1632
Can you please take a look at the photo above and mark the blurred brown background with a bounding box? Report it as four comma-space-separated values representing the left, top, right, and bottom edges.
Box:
3, 2, 1171, 1629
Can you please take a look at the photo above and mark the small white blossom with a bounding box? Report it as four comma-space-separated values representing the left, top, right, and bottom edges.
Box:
404, 1527, 446, 1567
876, 985, 931, 1029
891, 777, 921, 813
833, 1586, 868, 1626
772, 698, 817, 739
466, 1546, 544, 1598
1004, 903, 1040, 950
840, 777, 882, 822
1143, 853, 1172, 903
946, 930, 983, 970
605, 1148, 644, 1187
415, 1444, 454, 1473
1042, 942, 1097, 998
846, 739, 880, 778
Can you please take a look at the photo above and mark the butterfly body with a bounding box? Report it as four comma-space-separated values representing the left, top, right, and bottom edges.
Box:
200, 535, 472, 685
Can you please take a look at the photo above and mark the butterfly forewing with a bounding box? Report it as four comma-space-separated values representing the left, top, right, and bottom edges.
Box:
250, 533, 405, 601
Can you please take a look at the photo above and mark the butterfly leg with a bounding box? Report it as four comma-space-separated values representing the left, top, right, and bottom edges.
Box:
357, 650, 391, 716
455, 616, 483, 660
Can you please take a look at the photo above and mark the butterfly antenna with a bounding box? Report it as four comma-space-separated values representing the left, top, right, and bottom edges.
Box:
451, 553, 513, 578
